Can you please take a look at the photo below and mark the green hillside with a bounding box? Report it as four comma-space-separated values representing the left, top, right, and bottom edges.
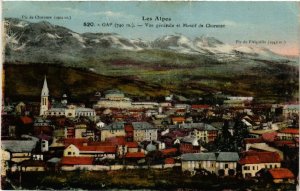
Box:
4, 60, 298, 103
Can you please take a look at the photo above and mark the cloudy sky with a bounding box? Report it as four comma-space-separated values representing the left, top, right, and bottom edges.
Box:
3, 1, 299, 56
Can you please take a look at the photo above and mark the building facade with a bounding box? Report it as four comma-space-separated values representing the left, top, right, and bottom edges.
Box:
181, 152, 239, 176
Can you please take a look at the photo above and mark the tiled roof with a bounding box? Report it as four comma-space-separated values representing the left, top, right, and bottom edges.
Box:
171, 117, 185, 122
181, 136, 198, 145
239, 151, 281, 165
181, 152, 239, 162
262, 132, 277, 142
60, 157, 93, 165
268, 168, 295, 179
48, 108, 66, 112
105, 89, 124, 95
285, 104, 299, 110
191, 105, 210, 109
106, 136, 126, 145
181, 153, 216, 161
126, 142, 139, 148
217, 152, 239, 162
2, 140, 37, 153
273, 140, 298, 147
78, 145, 116, 153
64, 138, 88, 147
75, 107, 95, 112
278, 128, 299, 134
161, 148, 177, 155
165, 158, 175, 164
132, 122, 156, 130
88, 141, 115, 146
102, 122, 125, 130
181, 123, 218, 131
20, 116, 33, 124
244, 138, 264, 144
163, 130, 187, 138
114, 114, 124, 118
47, 157, 61, 163
125, 152, 145, 158
146, 143, 157, 152
239, 155, 260, 164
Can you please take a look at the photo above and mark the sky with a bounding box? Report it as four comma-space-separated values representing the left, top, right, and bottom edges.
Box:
2, 1, 300, 56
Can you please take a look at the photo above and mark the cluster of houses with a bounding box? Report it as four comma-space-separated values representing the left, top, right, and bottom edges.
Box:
1, 77, 299, 184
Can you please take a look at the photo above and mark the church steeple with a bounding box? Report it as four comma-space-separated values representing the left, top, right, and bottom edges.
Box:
41, 75, 49, 97
40, 76, 49, 116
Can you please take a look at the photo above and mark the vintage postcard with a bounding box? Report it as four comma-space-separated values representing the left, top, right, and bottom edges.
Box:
1, 1, 299, 190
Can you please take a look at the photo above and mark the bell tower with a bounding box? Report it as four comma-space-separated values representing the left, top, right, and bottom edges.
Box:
40, 76, 49, 116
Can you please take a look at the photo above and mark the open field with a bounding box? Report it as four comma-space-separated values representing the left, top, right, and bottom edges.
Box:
4, 169, 296, 190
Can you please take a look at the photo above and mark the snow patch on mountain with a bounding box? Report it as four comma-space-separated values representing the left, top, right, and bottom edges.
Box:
233, 46, 287, 61
69, 32, 85, 43
91, 39, 100, 43
14, 21, 29, 28
46, 33, 62, 39
69, 32, 86, 48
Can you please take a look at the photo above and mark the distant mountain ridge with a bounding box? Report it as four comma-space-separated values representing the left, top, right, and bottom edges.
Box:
4, 18, 290, 63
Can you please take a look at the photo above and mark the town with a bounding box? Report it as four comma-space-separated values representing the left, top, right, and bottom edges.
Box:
1, 76, 299, 189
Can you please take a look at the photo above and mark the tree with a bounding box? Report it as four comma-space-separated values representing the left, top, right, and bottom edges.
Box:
213, 120, 233, 151
218, 169, 225, 176
228, 169, 235, 176
232, 118, 249, 152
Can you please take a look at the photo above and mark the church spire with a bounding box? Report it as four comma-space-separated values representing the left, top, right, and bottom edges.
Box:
41, 75, 49, 97
40, 75, 49, 116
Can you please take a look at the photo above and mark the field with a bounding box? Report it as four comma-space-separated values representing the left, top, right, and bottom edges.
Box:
4, 169, 296, 190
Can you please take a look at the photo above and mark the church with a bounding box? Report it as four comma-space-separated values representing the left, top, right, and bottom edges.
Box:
39, 76, 96, 118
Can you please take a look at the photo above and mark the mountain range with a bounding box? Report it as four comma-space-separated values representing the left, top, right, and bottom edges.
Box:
3, 18, 299, 102
5, 18, 292, 62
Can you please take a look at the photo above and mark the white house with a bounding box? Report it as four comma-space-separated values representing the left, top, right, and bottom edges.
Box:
239, 151, 281, 178
63, 144, 116, 160
181, 152, 239, 176
132, 122, 158, 142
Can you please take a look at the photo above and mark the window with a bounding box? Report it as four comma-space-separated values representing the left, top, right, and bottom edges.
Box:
253, 166, 255, 170
225, 164, 228, 169
68, 152, 71, 155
